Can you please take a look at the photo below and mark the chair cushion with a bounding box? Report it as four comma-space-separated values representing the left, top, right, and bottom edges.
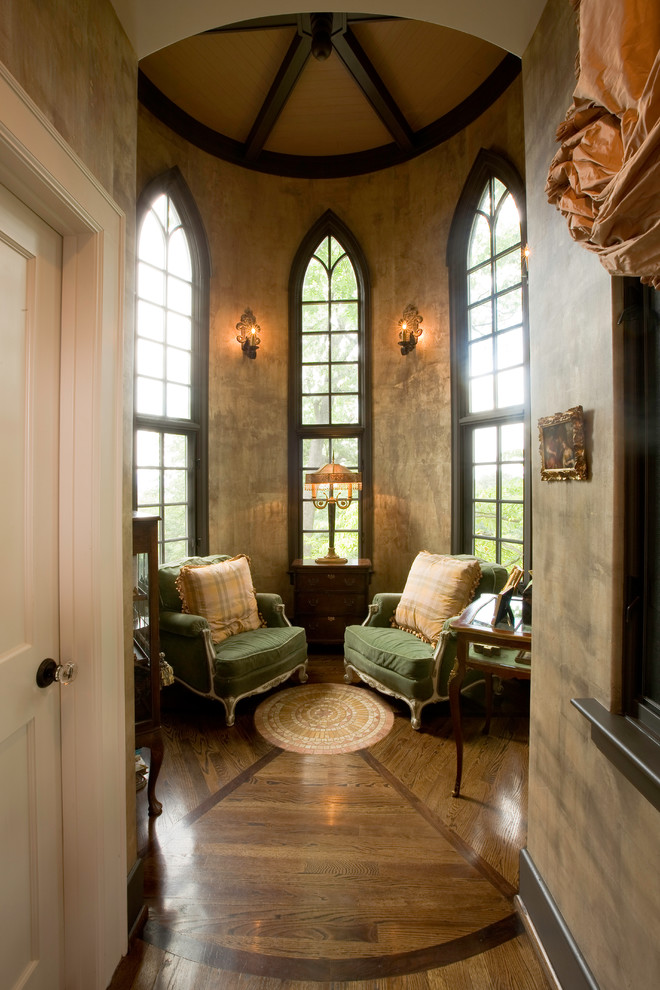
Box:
175, 554, 263, 644
213, 625, 307, 679
158, 554, 231, 611
393, 551, 482, 646
344, 624, 435, 680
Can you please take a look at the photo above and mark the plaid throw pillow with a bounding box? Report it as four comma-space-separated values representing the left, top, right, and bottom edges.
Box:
175, 554, 263, 644
393, 552, 482, 646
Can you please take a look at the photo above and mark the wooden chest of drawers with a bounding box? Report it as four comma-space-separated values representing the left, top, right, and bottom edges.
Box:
290, 559, 372, 645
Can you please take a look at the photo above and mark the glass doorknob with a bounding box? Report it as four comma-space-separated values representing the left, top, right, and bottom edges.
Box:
36, 658, 78, 688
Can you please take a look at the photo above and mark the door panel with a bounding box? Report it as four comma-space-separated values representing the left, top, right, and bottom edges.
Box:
0, 184, 64, 990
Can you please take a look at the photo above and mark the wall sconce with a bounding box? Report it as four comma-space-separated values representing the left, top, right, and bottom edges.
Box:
304, 458, 362, 564
522, 243, 531, 280
398, 304, 423, 355
235, 308, 261, 359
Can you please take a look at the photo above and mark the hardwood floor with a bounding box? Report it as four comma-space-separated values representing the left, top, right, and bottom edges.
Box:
109, 654, 552, 989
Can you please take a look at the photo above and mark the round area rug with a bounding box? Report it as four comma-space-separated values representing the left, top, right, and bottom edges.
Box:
254, 683, 394, 754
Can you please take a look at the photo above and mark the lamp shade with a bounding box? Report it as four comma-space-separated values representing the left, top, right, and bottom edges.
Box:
304, 461, 362, 500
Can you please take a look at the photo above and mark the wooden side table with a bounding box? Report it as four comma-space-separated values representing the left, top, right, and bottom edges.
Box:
290, 558, 372, 645
449, 593, 531, 797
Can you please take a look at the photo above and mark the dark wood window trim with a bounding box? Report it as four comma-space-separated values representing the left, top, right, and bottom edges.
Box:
287, 209, 372, 564
135, 167, 210, 557
447, 149, 531, 573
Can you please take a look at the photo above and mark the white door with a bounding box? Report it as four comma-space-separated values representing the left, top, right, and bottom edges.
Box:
0, 184, 65, 990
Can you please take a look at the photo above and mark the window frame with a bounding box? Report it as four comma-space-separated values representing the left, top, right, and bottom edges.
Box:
447, 150, 531, 573
134, 167, 210, 561
288, 210, 372, 564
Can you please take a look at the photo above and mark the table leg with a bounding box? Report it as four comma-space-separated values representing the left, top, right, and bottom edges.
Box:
448, 640, 467, 797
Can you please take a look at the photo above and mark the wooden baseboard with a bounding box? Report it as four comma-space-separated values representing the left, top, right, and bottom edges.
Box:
517, 850, 600, 990
127, 857, 147, 944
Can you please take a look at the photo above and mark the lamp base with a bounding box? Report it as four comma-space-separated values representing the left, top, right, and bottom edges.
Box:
315, 548, 348, 565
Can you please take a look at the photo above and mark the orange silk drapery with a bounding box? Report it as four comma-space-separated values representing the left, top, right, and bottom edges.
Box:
546, 0, 660, 287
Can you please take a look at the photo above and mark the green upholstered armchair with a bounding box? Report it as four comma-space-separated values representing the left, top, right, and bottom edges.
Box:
343, 556, 508, 729
158, 555, 308, 726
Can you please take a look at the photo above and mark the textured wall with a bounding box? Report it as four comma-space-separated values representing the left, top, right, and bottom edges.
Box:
137, 79, 525, 605
523, 1, 660, 988
0, 0, 139, 865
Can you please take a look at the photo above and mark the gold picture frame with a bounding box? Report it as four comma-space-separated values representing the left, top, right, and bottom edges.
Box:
538, 405, 587, 481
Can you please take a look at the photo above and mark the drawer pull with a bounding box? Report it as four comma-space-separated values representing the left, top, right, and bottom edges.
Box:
327, 616, 335, 622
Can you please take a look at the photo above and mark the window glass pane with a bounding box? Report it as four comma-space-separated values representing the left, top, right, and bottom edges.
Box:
501, 423, 524, 461
331, 255, 357, 300
314, 236, 330, 267
167, 198, 181, 232
496, 328, 523, 370
302, 334, 329, 363
469, 214, 491, 269
474, 537, 496, 562
302, 303, 329, 333
139, 211, 166, 267
331, 436, 359, 464
137, 467, 160, 505
331, 394, 359, 424
151, 194, 168, 229
137, 301, 165, 342
164, 468, 186, 503
303, 258, 329, 301
473, 426, 497, 463
495, 250, 521, 293
478, 185, 491, 216
303, 437, 329, 469
302, 395, 329, 425
469, 338, 493, 377
501, 542, 523, 569
331, 332, 359, 362
167, 275, 192, 316
164, 540, 187, 563
167, 312, 192, 350
470, 375, 494, 413
496, 288, 522, 331
138, 262, 165, 305
474, 465, 496, 499
468, 264, 492, 305
136, 430, 160, 466
330, 237, 344, 266
331, 363, 358, 393
331, 302, 358, 333
164, 433, 187, 468
302, 365, 329, 394
168, 227, 192, 279
496, 367, 524, 408
469, 301, 492, 340
500, 502, 524, 541
495, 193, 520, 254
137, 339, 163, 377
164, 504, 187, 541
166, 383, 191, 419
474, 501, 497, 537
493, 178, 507, 209
136, 377, 163, 416
501, 463, 524, 500
167, 347, 191, 385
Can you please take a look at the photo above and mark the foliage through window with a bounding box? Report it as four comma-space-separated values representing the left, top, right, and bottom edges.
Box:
290, 215, 371, 563
134, 172, 209, 562
449, 154, 529, 573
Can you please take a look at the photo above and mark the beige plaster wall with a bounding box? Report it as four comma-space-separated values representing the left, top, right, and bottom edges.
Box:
0, 0, 139, 865
137, 78, 525, 606
523, 1, 660, 988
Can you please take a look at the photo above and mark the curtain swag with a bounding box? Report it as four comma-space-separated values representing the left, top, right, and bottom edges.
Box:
546, 0, 660, 288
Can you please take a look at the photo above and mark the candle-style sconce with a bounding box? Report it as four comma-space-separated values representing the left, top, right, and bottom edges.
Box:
398, 304, 423, 355
236, 308, 261, 359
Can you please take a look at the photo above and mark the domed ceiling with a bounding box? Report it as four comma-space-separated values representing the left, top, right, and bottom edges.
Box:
138, 12, 520, 178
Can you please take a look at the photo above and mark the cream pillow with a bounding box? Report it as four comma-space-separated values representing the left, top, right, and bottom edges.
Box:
175, 554, 263, 644
393, 552, 482, 646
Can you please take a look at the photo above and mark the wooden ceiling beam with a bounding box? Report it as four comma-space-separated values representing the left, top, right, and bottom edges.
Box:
244, 31, 311, 162
332, 27, 414, 152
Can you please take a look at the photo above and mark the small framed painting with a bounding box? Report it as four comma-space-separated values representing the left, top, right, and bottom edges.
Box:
538, 405, 587, 481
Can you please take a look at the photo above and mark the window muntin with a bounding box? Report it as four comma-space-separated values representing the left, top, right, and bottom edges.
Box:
135, 183, 206, 563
